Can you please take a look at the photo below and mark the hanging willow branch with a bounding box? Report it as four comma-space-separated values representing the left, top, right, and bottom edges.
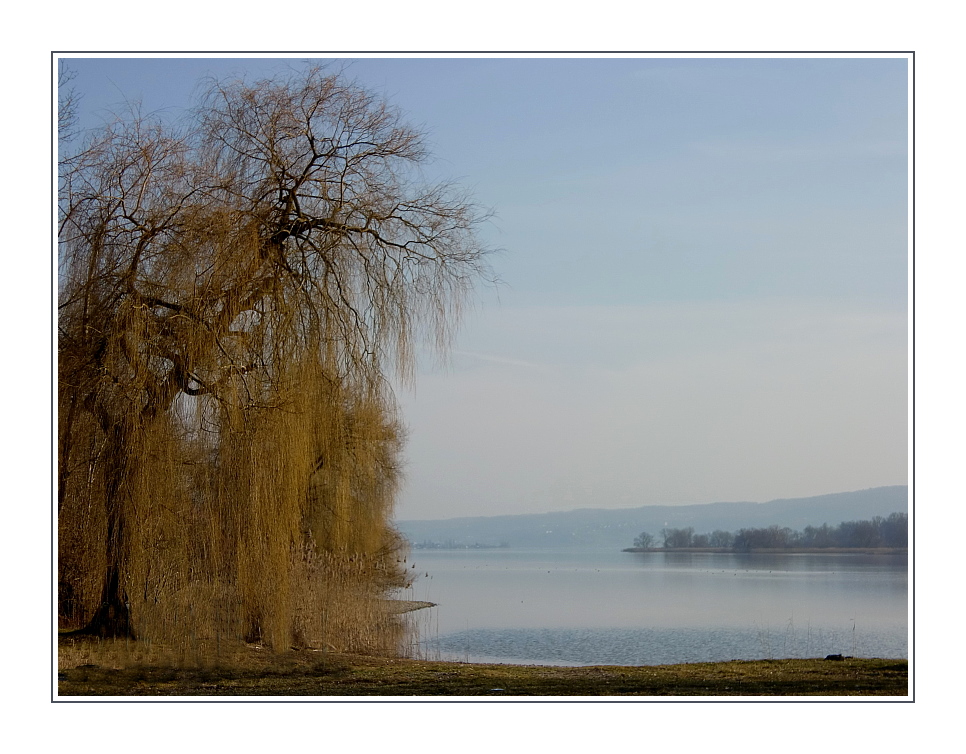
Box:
58, 66, 494, 649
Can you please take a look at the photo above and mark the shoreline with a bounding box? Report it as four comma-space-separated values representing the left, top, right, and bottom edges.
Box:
56, 647, 909, 697
622, 547, 908, 554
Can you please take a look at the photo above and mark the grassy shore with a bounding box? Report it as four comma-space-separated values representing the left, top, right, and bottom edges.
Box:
57, 636, 907, 697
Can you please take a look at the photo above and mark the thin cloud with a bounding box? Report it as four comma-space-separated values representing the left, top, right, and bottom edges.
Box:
451, 349, 544, 370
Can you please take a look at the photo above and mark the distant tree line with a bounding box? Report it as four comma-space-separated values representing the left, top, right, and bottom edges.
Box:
633, 512, 907, 551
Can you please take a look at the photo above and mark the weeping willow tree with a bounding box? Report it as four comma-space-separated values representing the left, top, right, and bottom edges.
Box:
58, 67, 492, 649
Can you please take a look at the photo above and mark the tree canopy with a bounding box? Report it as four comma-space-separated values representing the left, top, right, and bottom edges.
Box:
58, 66, 493, 650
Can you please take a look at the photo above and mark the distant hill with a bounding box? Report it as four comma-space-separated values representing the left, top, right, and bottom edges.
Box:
395, 486, 908, 549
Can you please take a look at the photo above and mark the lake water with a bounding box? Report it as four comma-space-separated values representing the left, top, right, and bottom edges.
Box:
398, 548, 908, 667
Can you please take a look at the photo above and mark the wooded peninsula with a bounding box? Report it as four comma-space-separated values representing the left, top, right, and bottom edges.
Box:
626, 512, 908, 552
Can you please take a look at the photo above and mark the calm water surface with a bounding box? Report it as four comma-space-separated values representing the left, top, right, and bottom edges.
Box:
399, 548, 908, 666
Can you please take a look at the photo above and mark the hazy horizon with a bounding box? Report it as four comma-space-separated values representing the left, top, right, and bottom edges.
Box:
61, 54, 910, 521
395, 483, 908, 522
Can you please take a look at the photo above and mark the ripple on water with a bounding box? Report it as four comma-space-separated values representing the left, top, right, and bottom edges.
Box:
424, 625, 908, 667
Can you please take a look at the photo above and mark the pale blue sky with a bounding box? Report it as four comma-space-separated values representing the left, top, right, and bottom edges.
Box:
61, 54, 909, 520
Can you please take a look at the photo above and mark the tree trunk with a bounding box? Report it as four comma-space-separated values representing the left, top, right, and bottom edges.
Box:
75, 422, 136, 639
82, 562, 134, 639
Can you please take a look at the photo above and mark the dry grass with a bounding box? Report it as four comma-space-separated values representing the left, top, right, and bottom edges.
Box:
56, 637, 908, 697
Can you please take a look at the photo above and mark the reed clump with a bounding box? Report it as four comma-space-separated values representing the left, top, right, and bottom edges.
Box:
57, 65, 492, 666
